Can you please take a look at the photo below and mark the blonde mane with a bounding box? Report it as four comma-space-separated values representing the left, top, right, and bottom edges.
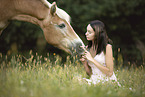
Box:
41, 0, 71, 23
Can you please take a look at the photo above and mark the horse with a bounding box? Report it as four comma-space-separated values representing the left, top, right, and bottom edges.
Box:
0, 0, 84, 56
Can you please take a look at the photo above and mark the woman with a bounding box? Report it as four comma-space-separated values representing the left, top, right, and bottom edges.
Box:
80, 20, 120, 86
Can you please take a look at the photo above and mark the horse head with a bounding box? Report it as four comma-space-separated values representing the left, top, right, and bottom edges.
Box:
42, 2, 84, 56
1, 0, 85, 56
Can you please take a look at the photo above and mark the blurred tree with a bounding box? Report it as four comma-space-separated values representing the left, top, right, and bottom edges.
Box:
0, 21, 43, 54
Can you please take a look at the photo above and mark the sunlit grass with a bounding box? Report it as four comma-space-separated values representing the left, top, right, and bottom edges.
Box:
0, 51, 144, 97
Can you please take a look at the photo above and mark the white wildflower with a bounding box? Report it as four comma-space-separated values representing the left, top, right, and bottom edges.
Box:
20, 80, 24, 85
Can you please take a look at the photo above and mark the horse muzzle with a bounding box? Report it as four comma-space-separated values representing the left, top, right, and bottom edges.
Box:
60, 38, 85, 57
69, 39, 85, 56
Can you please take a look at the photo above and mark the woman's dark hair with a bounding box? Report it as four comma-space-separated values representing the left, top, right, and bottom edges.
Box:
88, 20, 112, 54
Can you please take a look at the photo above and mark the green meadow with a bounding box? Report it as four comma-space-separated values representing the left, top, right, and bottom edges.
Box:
0, 51, 144, 97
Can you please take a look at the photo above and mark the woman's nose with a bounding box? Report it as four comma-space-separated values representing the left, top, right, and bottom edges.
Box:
85, 32, 88, 35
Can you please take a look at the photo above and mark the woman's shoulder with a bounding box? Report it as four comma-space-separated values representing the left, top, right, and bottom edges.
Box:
105, 44, 113, 56
106, 44, 112, 50
106, 44, 112, 47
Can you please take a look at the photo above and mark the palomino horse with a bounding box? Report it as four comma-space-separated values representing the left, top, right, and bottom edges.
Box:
0, 0, 84, 55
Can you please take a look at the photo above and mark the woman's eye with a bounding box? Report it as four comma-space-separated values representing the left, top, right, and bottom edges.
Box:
58, 23, 65, 29
88, 31, 91, 34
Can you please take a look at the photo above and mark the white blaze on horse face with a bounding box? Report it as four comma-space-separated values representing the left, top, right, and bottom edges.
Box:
56, 8, 71, 23
57, 22, 85, 55
56, 8, 84, 55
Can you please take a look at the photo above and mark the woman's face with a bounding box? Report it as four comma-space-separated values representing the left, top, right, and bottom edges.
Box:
85, 24, 95, 41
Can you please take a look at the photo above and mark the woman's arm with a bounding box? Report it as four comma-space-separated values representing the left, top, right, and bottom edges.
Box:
80, 58, 92, 76
105, 44, 114, 76
84, 44, 114, 77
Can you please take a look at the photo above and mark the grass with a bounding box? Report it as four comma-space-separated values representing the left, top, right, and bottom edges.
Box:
0, 51, 144, 97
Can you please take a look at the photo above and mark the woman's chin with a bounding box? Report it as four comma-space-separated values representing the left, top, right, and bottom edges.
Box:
87, 38, 91, 41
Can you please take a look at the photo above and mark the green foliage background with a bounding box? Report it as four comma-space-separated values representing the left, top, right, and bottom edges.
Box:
0, 0, 145, 66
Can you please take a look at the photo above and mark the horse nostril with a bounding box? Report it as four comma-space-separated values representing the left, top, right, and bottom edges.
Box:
69, 39, 85, 56
75, 42, 85, 55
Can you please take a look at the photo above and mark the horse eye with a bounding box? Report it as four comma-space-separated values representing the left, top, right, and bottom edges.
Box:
58, 23, 65, 29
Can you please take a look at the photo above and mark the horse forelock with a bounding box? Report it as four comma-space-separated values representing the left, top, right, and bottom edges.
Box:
41, 0, 71, 23
56, 8, 71, 23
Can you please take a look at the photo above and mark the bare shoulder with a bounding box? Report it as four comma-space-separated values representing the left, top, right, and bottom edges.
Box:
106, 44, 112, 51
105, 44, 113, 61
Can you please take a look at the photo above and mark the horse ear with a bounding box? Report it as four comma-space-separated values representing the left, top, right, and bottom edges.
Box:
50, 2, 56, 16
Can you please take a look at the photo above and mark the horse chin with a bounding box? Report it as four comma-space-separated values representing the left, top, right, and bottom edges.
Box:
56, 44, 72, 54
67, 44, 85, 56
56, 44, 80, 56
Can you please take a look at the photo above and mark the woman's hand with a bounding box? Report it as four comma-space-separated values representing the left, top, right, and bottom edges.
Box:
84, 50, 94, 62
80, 57, 86, 62
80, 57, 87, 65
80, 46, 94, 62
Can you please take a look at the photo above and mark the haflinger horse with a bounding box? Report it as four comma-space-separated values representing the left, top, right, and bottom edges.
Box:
0, 0, 84, 56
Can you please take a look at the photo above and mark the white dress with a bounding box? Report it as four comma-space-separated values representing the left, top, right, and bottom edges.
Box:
84, 51, 121, 86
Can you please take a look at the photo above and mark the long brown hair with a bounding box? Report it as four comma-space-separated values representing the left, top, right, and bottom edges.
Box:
88, 20, 112, 54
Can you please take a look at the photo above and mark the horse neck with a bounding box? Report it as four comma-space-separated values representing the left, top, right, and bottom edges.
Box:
14, 0, 49, 20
